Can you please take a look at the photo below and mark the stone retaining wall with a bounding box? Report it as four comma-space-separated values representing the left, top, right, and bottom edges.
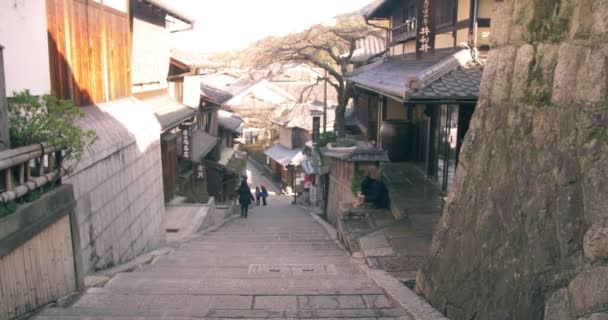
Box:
416, 1, 608, 319
65, 99, 166, 274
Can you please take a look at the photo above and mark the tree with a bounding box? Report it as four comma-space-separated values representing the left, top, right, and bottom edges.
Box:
250, 16, 387, 137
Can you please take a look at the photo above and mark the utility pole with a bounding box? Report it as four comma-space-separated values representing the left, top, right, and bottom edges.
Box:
0, 45, 10, 151
323, 70, 327, 133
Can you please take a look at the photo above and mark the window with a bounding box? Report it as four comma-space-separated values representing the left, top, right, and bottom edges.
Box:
435, 0, 456, 29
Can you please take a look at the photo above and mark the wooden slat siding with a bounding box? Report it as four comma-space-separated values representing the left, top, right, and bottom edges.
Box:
46, 0, 130, 106
0, 215, 76, 320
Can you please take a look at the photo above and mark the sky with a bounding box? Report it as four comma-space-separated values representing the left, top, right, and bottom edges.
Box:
169, 0, 375, 54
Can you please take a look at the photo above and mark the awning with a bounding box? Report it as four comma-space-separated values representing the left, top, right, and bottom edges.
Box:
321, 142, 389, 162
143, 95, 196, 131
301, 159, 318, 175
348, 48, 478, 102
191, 130, 217, 161
218, 147, 236, 167
264, 145, 306, 167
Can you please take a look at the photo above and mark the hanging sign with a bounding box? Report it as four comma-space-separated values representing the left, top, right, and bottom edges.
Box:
182, 127, 191, 159
416, 0, 435, 58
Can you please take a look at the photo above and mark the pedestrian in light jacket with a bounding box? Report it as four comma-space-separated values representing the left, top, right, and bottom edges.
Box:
238, 179, 255, 218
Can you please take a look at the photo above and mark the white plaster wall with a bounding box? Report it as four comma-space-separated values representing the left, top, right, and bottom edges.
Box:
0, 0, 51, 96
131, 17, 169, 88
65, 98, 166, 273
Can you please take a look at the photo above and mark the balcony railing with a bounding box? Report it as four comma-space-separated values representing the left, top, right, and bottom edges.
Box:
392, 18, 417, 44
0, 143, 64, 203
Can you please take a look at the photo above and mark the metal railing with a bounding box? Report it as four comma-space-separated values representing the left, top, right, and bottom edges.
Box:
0, 143, 64, 203
392, 18, 417, 43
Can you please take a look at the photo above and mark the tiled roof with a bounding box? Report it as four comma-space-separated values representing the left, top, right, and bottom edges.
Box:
171, 48, 222, 69
348, 48, 477, 102
218, 110, 244, 133
410, 60, 483, 100
200, 83, 233, 104
191, 130, 217, 161
273, 103, 336, 132
264, 145, 306, 166
142, 95, 196, 131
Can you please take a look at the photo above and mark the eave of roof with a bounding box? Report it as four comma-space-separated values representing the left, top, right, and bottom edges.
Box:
366, 0, 396, 19
141, 95, 196, 131
348, 48, 477, 102
140, 0, 194, 25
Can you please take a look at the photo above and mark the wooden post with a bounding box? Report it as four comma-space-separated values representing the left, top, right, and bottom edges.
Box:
0, 45, 10, 151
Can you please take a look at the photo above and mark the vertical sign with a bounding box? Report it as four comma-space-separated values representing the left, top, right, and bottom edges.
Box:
197, 164, 204, 180
416, 0, 435, 59
312, 116, 320, 144
182, 127, 191, 159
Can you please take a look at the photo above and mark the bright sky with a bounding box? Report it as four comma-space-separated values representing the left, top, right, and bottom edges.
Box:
169, 0, 374, 53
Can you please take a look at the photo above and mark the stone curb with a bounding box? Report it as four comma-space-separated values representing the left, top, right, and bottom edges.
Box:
308, 211, 337, 240
198, 213, 240, 236
307, 211, 447, 320
84, 246, 175, 288
362, 266, 449, 320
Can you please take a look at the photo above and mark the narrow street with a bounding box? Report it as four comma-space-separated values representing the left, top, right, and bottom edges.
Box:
33, 162, 408, 319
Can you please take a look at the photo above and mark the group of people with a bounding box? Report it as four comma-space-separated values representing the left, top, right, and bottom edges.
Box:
237, 179, 268, 218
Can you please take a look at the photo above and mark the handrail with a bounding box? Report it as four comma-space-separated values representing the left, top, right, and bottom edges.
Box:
0, 143, 64, 203
392, 18, 417, 35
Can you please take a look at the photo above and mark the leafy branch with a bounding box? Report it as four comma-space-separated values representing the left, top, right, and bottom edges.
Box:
8, 90, 97, 174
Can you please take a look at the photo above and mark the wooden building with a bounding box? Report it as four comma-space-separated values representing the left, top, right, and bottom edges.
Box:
321, 143, 389, 224
0, 0, 192, 293
349, 0, 491, 193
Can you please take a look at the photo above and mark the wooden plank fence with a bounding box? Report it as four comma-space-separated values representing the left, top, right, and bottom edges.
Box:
0, 215, 76, 320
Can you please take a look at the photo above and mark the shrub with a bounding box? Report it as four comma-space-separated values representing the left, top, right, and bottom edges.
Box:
8, 90, 97, 173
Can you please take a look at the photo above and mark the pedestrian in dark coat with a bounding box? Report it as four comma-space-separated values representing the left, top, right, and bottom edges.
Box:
260, 185, 268, 206
238, 179, 255, 218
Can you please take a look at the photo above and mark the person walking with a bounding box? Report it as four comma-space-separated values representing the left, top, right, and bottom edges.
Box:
260, 185, 268, 206
238, 179, 255, 218
255, 186, 261, 206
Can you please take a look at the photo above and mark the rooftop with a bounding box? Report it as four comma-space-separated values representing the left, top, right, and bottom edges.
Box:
143, 95, 196, 131
191, 130, 218, 161
218, 110, 244, 134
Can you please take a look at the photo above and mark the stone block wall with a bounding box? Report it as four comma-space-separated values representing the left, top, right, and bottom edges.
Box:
65, 99, 166, 274
416, 0, 608, 319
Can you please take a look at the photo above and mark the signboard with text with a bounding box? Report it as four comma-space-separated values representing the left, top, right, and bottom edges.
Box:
416, 0, 435, 59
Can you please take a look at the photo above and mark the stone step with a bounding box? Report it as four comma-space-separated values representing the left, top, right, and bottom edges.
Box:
154, 255, 355, 267
39, 305, 406, 319
66, 293, 395, 310
179, 240, 339, 248
133, 265, 367, 279
96, 275, 385, 295
164, 250, 349, 259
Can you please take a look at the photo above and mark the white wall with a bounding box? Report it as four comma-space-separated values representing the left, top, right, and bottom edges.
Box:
131, 17, 169, 89
0, 0, 51, 96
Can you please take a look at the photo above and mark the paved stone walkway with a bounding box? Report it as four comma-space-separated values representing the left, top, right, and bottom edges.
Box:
33, 163, 409, 319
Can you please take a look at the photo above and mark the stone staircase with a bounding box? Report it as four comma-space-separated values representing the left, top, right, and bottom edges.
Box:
33, 196, 410, 319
